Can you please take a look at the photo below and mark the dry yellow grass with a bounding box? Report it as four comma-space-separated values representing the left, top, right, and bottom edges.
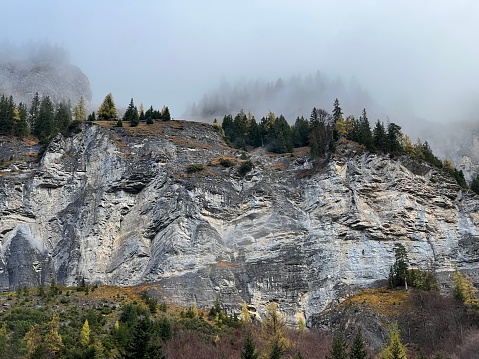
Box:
292, 146, 310, 157
343, 287, 412, 315
214, 261, 240, 268
267, 162, 286, 171
209, 156, 237, 166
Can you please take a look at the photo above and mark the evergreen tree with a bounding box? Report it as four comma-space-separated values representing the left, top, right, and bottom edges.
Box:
270, 115, 292, 153
332, 98, 343, 123
389, 243, 409, 288
15, 102, 30, 137
358, 109, 373, 150
121, 317, 164, 359
387, 122, 403, 155
34, 96, 55, 141
373, 120, 388, 152
55, 101, 72, 133
28, 92, 41, 130
241, 331, 259, 359
292, 116, 310, 147
382, 322, 407, 359
269, 339, 283, 359
0, 95, 15, 135
248, 116, 262, 147
350, 329, 368, 359
327, 332, 348, 359
87, 111, 96, 121
123, 98, 139, 127
98, 93, 117, 120
161, 106, 171, 121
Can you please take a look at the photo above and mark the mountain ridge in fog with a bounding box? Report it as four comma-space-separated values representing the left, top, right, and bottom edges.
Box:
186, 72, 375, 122
0, 40, 91, 107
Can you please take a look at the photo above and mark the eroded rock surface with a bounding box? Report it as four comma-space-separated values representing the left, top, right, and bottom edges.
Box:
0, 121, 478, 327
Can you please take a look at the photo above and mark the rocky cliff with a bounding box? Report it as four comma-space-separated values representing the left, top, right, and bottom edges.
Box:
0, 58, 92, 105
0, 121, 478, 326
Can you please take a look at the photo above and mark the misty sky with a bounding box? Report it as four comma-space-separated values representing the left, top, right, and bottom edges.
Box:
2, 0, 479, 121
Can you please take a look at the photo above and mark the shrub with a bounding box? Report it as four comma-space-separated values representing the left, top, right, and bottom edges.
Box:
406, 269, 438, 291
219, 158, 234, 167
238, 160, 253, 176
186, 164, 205, 173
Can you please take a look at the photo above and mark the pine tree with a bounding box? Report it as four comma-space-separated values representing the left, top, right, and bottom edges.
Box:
382, 322, 407, 359
350, 329, 368, 359
0, 95, 15, 136
161, 106, 171, 121
332, 98, 343, 123
389, 243, 409, 288
327, 332, 348, 359
241, 331, 259, 359
121, 317, 164, 359
123, 98, 139, 126
387, 122, 403, 155
269, 339, 283, 359
15, 102, 30, 137
373, 120, 388, 152
87, 111, 96, 121
98, 93, 117, 120
358, 109, 373, 150
34, 96, 55, 141
55, 101, 72, 133
81, 319, 91, 347
28, 92, 41, 130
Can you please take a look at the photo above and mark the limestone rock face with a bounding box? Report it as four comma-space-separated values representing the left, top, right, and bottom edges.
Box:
0, 121, 478, 326
0, 58, 92, 105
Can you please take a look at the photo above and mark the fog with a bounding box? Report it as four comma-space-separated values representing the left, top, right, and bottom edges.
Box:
2, 0, 479, 126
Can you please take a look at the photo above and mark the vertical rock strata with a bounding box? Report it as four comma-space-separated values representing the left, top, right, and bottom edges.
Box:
0, 122, 478, 324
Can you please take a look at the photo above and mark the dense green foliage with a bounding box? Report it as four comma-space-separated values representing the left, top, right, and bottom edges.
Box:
98, 93, 117, 120
221, 99, 468, 188
0, 281, 477, 358
123, 98, 139, 127
327, 332, 348, 359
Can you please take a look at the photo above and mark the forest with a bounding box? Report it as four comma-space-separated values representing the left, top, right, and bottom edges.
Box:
0, 264, 477, 358
219, 99, 470, 191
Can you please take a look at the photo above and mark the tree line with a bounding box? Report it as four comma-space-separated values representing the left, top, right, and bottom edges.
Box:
0, 92, 172, 143
221, 99, 468, 189
95, 93, 171, 127
0, 92, 88, 143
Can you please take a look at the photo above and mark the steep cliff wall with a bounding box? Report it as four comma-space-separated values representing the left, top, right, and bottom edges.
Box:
0, 58, 92, 105
0, 121, 478, 325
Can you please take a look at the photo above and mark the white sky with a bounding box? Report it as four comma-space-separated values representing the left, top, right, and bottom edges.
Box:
2, 0, 479, 121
